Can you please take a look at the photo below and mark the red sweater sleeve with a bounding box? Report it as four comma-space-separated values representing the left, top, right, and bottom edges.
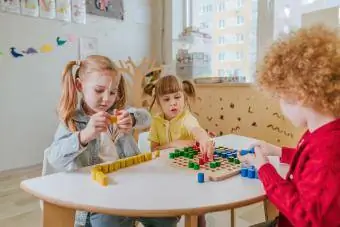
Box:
258, 148, 340, 226
279, 147, 296, 164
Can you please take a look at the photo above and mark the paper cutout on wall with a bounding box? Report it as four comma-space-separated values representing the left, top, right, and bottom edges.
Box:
72, 0, 86, 24
79, 37, 98, 59
67, 34, 78, 43
10, 47, 24, 58
39, 0, 56, 19
21, 0, 39, 17
56, 37, 67, 46
22, 47, 38, 54
56, 0, 71, 21
1, 0, 21, 14
40, 44, 54, 53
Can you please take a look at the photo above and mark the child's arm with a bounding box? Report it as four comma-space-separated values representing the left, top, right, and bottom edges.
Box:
280, 147, 297, 164
258, 144, 340, 226
47, 123, 87, 171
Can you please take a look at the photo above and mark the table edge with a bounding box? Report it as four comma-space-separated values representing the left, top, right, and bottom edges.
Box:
20, 181, 266, 217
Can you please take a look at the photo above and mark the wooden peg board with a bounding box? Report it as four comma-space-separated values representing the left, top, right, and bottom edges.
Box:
168, 146, 242, 181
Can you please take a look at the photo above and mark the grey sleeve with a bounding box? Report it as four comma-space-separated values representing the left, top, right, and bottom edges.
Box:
47, 123, 87, 171
127, 107, 151, 129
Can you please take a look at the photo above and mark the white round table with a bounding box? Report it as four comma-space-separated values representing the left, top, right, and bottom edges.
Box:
20, 134, 289, 227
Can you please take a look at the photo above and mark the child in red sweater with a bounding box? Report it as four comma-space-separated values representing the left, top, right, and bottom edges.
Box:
240, 24, 340, 227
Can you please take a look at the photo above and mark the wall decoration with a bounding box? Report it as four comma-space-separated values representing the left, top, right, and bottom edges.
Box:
40, 44, 54, 53
219, 115, 224, 120
273, 112, 284, 120
10, 47, 23, 58
72, 0, 86, 24
266, 124, 293, 138
231, 126, 240, 133
79, 36, 98, 59
67, 34, 78, 43
39, 0, 56, 19
237, 117, 241, 121
230, 103, 235, 109
56, 0, 71, 22
251, 122, 257, 127
248, 106, 254, 113
21, 0, 39, 17
1, 0, 21, 14
22, 47, 38, 54
56, 36, 67, 46
86, 0, 124, 20
207, 116, 213, 121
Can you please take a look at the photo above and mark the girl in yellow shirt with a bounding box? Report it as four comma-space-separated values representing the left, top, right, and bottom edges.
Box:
143, 74, 214, 159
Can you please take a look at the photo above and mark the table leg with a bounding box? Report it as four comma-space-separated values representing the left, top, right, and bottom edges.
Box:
185, 215, 198, 227
264, 199, 278, 221
43, 201, 75, 227
230, 208, 235, 227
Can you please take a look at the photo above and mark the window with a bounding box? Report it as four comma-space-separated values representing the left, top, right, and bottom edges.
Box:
236, 0, 244, 8
218, 52, 225, 61
218, 19, 225, 29
218, 36, 225, 44
237, 16, 244, 25
217, 1, 225, 12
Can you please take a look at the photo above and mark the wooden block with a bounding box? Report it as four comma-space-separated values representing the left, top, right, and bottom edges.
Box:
110, 115, 117, 124
91, 168, 100, 180
120, 159, 126, 168
101, 164, 109, 173
145, 152, 152, 161
109, 163, 115, 172
96, 172, 108, 186
114, 161, 121, 170
133, 156, 139, 164
138, 154, 144, 163
127, 158, 134, 166
155, 150, 160, 158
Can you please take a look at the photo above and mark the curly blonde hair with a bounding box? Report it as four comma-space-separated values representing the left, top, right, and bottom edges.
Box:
256, 24, 340, 117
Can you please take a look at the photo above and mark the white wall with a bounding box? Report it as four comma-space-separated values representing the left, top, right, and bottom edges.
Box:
0, 0, 161, 171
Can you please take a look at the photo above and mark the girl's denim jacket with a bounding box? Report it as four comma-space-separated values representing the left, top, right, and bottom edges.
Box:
42, 105, 151, 226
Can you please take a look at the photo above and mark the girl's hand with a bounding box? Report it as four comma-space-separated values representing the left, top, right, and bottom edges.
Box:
238, 146, 269, 170
80, 111, 110, 145
115, 109, 133, 134
198, 137, 215, 160
249, 141, 282, 157
170, 140, 195, 149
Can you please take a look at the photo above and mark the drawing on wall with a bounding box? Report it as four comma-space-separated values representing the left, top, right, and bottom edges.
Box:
231, 126, 240, 133
21, 0, 39, 17
266, 124, 293, 138
72, 0, 86, 24
40, 44, 54, 53
79, 37, 98, 59
56, 37, 67, 46
39, 0, 56, 19
86, 0, 124, 20
22, 47, 38, 55
10, 47, 23, 58
248, 106, 254, 113
0, 0, 21, 14
56, 0, 71, 21
251, 122, 257, 127
207, 116, 213, 122
230, 103, 235, 109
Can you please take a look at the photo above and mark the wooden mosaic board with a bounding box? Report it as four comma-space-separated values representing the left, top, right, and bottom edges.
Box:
168, 146, 242, 182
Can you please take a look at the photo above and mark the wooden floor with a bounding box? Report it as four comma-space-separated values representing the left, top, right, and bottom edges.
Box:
0, 165, 268, 227
0, 164, 42, 227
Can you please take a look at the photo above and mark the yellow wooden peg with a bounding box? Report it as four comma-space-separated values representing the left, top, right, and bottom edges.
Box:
96, 172, 108, 186
155, 150, 160, 158
115, 161, 121, 170
101, 164, 109, 173
91, 168, 100, 180
133, 156, 139, 164
120, 159, 126, 168
110, 115, 117, 124
109, 163, 115, 172
145, 152, 152, 161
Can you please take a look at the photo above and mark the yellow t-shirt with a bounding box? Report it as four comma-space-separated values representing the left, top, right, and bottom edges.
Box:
148, 110, 201, 146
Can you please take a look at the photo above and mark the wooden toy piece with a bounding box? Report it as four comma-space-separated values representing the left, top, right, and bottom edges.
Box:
197, 172, 205, 183
109, 163, 116, 172
91, 168, 101, 180
144, 152, 152, 161
96, 171, 108, 186
126, 157, 134, 167
155, 150, 160, 158
120, 159, 126, 168
101, 164, 109, 173
114, 161, 121, 170
133, 156, 139, 164
168, 146, 242, 182
137, 154, 144, 163
110, 115, 117, 124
